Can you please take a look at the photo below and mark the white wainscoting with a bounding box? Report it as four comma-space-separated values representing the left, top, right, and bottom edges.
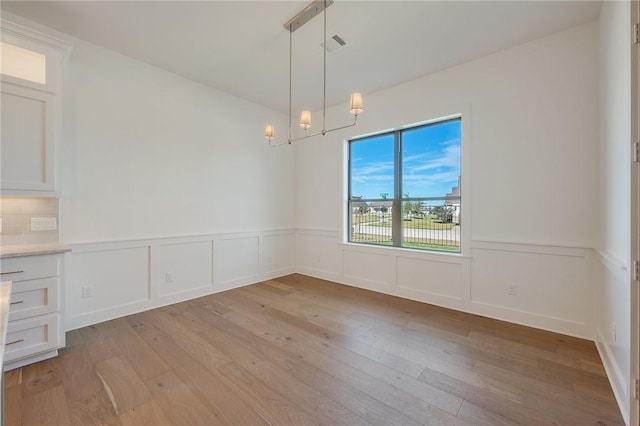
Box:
154, 241, 213, 299
594, 249, 631, 425
65, 229, 295, 330
296, 229, 595, 339
469, 241, 594, 338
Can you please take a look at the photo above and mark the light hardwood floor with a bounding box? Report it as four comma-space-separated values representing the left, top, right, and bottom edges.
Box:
4, 274, 624, 425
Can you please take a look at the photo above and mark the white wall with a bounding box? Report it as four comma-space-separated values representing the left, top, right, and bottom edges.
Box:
595, 1, 632, 424
295, 22, 599, 339
0, 11, 298, 329
59, 38, 294, 243
55, 37, 297, 328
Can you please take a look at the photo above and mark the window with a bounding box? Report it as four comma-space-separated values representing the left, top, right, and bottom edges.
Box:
348, 117, 461, 252
0, 42, 47, 85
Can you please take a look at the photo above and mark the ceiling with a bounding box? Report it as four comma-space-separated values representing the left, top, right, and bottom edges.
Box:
1, 1, 602, 113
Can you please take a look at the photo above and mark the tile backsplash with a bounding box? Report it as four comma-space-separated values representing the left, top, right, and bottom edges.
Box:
0, 197, 59, 246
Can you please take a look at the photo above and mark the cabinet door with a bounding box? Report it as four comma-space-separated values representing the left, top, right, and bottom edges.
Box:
1, 84, 55, 192
3, 313, 58, 363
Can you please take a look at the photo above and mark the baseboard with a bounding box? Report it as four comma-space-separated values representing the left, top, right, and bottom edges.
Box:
595, 327, 630, 425
4, 349, 59, 372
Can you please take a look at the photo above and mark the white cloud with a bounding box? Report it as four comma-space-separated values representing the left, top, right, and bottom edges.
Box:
407, 144, 460, 174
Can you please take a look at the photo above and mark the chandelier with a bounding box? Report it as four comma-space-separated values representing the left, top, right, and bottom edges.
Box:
264, 0, 364, 146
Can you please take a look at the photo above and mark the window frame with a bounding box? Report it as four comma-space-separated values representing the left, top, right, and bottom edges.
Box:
347, 116, 463, 253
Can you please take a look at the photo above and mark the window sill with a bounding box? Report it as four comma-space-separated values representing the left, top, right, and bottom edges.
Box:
339, 241, 470, 261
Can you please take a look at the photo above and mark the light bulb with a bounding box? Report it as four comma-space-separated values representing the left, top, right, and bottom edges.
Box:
350, 93, 363, 115
264, 124, 275, 141
299, 110, 311, 130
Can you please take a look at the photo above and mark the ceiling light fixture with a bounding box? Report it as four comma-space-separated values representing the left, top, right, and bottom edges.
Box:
265, 0, 363, 146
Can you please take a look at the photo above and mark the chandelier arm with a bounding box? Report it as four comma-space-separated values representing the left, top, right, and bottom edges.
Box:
288, 115, 359, 144
322, 114, 359, 134
268, 138, 291, 148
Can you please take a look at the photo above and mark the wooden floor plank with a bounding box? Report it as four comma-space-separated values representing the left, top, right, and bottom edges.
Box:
3, 273, 624, 425
110, 324, 171, 382
130, 312, 271, 426
219, 290, 465, 417
141, 371, 222, 426
4, 369, 23, 426
195, 308, 371, 425
22, 385, 72, 426
118, 400, 172, 426
213, 361, 322, 426
94, 356, 152, 414
21, 357, 63, 398
456, 400, 517, 426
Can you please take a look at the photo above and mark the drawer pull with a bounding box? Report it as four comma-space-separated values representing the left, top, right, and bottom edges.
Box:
0, 270, 23, 275
9, 300, 23, 305
5, 338, 24, 346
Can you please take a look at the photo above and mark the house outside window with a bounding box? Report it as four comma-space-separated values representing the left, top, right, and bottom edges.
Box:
348, 117, 462, 252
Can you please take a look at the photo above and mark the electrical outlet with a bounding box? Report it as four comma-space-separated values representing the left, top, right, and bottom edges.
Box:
316, 256, 321, 264
165, 273, 173, 283
81, 286, 93, 298
31, 217, 57, 231
507, 285, 518, 296
267, 256, 272, 264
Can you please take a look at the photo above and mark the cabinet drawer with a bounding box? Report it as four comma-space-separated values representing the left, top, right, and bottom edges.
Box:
8, 277, 57, 321
0, 255, 58, 281
4, 314, 58, 363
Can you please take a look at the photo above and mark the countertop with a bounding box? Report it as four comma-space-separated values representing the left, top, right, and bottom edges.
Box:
0, 243, 71, 259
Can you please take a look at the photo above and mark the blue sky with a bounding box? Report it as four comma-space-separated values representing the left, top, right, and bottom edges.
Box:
350, 119, 461, 199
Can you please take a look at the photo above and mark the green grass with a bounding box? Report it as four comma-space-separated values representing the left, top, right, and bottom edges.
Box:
402, 242, 460, 252
352, 214, 456, 230
351, 234, 460, 252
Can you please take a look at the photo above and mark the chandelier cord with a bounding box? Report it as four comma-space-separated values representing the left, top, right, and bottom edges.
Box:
265, 0, 361, 147
288, 23, 293, 144
322, 0, 327, 136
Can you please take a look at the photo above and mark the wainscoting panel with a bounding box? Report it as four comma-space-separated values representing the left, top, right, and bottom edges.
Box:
261, 232, 295, 276
343, 249, 394, 288
594, 250, 630, 424
214, 236, 259, 289
295, 230, 341, 281
470, 244, 592, 331
396, 255, 463, 300
65, 230, 295, 330
66, 246, 150, 323
295, 231, 595, 339
154, 241, 213, 298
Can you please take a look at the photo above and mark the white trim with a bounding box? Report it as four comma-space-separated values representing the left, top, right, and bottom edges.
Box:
342, 105, 472, 257
3, 349, 58, 372
341, 241, 471, 261
65, 229, 295, 330
631, 1, 640, 424
68, 228, 296, 253
296, 229, 595, 338
472, 238, 594, 251
595, 248, 631, 280
595, 327, 630, 425
0, 19, 71, 51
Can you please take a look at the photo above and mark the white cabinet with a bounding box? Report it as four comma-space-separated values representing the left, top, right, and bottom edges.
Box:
0, 254, 65, 370
0, 19, 70, 196
1, 84, 56, 192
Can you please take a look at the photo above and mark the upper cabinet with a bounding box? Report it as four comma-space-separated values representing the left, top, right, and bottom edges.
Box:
0, 20, 71, 196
